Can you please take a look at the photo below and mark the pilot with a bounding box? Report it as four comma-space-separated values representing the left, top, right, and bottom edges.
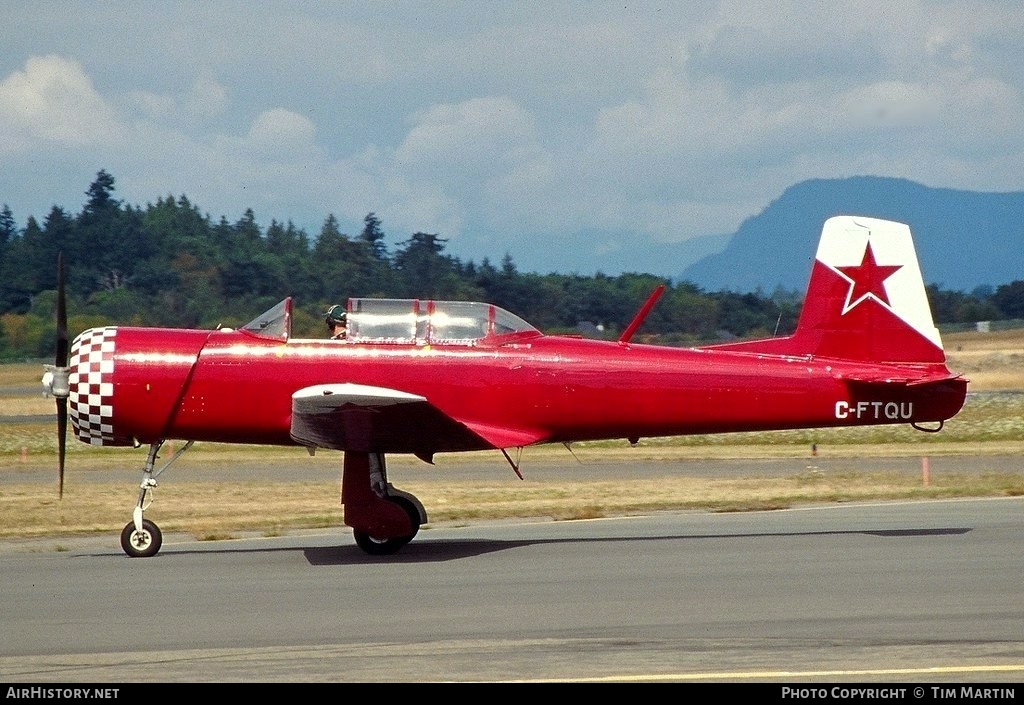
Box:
325, 305, 347, 340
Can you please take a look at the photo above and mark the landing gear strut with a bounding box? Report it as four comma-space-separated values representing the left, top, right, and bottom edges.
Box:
116, 442, 424, 557
342, 451, 426, 555
119, 440, 194, 558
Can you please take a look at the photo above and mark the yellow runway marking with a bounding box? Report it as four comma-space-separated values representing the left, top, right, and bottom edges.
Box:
509, 663, 1024, 683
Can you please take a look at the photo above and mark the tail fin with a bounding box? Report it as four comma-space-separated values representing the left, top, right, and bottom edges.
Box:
718, 216, 946, 363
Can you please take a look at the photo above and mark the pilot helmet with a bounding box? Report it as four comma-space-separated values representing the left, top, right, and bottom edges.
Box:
325, 304, 347, 326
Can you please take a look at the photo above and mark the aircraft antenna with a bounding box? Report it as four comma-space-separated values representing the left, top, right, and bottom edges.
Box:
619, 284, 665, 344
562, 442, 584, 464
500, 448, 524, 479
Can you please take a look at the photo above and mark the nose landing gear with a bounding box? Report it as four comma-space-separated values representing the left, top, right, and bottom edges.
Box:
119, 440, 194, 558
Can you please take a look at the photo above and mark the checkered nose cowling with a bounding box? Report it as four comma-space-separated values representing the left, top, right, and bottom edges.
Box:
68, 327, 135, 446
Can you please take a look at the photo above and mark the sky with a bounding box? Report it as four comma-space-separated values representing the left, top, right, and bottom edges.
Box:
2, 1, 1023, 277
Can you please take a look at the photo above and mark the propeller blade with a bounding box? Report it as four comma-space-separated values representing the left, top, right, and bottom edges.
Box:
57, 397, 67, 499
55, 252, 68, 498
56, 252, 68, 367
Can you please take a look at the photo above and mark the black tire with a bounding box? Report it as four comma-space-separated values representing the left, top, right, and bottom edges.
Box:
388, 495, 422, 547
120, 519, 163, 558
352, 496, 421, 555
353, 529, 406, 555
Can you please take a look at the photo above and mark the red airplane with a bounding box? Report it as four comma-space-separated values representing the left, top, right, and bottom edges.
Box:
41, 215, 968, 557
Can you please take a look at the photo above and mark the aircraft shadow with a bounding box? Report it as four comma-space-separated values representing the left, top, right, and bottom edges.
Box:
73, 526, 971, 564
300, 527, 972, 565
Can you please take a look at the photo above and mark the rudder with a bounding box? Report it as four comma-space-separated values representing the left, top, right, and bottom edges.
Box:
792, 215, 944, 363
712, 216, 947, 364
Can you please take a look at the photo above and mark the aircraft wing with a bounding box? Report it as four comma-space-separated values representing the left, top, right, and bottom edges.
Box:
289, 383, 548, 456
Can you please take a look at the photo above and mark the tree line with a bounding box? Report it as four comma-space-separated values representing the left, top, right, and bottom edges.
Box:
2, 170, 1022, 361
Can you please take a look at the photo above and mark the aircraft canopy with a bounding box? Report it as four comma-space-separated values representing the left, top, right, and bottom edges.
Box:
346, 298, 539, 344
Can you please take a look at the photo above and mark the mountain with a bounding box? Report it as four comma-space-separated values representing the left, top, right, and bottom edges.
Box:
679, 177, 1024, 293
496, 228, 732, 278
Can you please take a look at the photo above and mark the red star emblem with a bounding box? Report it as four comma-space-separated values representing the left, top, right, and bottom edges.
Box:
836, 241, 902, 310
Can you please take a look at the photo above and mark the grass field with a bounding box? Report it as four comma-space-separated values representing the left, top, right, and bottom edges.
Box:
2, 326, 1023, 544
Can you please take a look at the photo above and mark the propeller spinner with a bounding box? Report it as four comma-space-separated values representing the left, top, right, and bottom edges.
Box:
41, 253, 70, 498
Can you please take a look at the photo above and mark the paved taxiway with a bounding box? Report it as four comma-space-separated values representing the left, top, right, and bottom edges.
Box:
1, 494, 1022, 683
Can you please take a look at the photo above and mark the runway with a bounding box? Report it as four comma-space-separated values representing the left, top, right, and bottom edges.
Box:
1, 495, 1022, 683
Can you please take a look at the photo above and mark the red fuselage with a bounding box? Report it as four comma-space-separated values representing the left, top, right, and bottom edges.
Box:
70, 325, 967, 453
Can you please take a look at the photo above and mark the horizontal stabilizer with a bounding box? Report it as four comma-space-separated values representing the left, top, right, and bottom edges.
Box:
831, 368, 968, 386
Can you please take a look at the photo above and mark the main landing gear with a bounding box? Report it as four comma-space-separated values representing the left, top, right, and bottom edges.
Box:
342, 451, 427, 555
117, 442, 426, 557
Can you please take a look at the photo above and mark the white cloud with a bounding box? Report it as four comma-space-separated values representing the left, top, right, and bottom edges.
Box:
362, 96, 548, 240
397, 97, 538, 176
247, 108, 317, 157
185, 76, 229, 120
127, 90, 177, 121
0, 54, 121, 150
0, 3, 1022, 275
126, 76, 230, 131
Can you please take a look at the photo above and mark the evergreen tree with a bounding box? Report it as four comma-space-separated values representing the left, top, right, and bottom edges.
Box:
76, 170, 144, 297
0, 205, 24, 312
393, 232, 455, 299
41, 207, 77, 290
219, 209, 268, 299
0, 204, 14, 251
83, 169, 119, 213
359, 212, 388, 262
3, 168, 1024, 360
994, 281, 1024, 319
